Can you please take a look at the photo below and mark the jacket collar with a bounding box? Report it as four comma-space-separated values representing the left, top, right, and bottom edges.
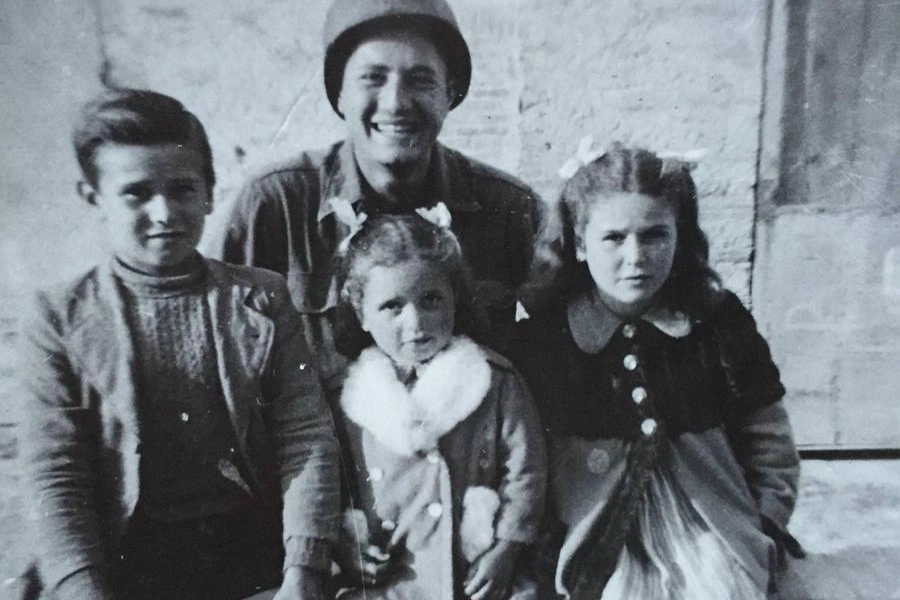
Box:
567, 290, 692, 354
67, 259, 142, 435
340, 336, 491, 456
317, 141, 482, 222
203, 260, 275, 455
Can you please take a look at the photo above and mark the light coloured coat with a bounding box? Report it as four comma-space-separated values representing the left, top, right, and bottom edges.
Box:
334, 337, 546, 600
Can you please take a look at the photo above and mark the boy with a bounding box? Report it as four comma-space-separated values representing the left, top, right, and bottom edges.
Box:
19, 89, 338, 600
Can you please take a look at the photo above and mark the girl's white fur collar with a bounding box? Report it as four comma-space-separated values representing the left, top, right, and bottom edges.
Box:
340, 336, 492, 457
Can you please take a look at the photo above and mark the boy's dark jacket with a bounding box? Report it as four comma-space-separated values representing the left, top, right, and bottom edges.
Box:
18, 258, 339, 598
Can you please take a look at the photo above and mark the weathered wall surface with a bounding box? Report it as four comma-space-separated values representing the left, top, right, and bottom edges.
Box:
0, 0, 768, 584
754, 214, 900, 448
754, 0, 900, 449
517, 0, 767, 297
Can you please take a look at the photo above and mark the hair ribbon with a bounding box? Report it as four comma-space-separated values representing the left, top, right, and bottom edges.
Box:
415, 201, 453, 229
328, 197, 368, 252
558, 136, 606, 180
656, 148, 706, 176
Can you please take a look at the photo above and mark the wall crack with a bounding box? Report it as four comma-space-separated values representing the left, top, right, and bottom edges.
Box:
90, 0, 114, 87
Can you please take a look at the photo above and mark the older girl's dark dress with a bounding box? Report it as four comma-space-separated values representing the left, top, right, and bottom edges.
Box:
512, 290, 799, 600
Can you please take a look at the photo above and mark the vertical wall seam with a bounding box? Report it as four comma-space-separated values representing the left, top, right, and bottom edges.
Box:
749, 0, 776, 306
90, 0, 113, 87
848, 0, 874, 167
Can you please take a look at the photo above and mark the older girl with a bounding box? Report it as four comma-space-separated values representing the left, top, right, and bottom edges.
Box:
514, 145, 801, 600
330, 209, 546, 600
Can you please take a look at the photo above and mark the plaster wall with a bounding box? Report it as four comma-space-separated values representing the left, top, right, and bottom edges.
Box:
753, 0, 900, 449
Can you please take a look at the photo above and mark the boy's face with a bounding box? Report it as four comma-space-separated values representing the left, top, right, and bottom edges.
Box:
80, 143, 212, 272
357, 258, 455, 367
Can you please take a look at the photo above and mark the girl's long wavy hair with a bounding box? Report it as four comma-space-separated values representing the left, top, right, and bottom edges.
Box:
524, 145, 722, 319
333, 213, 485, 359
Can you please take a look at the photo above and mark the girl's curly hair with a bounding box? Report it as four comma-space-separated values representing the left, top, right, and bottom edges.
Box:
333, 212, 486, 358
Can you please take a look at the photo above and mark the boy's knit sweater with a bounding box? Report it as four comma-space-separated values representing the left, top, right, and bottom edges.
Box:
113, 257, 252, 521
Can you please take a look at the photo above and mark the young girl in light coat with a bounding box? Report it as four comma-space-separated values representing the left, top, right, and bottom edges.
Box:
330, 208, 546, 600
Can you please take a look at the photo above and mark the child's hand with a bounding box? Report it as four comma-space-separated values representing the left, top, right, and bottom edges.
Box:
463, 539, 524, 600
336, 543, 399, 587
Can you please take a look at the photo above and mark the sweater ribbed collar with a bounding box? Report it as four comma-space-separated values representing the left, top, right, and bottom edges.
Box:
111, 253, 206, 298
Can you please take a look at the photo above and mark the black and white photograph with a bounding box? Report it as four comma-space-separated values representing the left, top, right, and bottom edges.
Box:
1, 1, 898, 599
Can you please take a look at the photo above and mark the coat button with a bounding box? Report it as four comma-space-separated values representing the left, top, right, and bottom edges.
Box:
368, 468, 384, 482
623, 354, 638, 371
641, 418, 658, 436
631, 387, 647, 405
622, 324, 636, 338
426, 450, 440, 464
381, 519, 396, 531
427, 502, 443, 518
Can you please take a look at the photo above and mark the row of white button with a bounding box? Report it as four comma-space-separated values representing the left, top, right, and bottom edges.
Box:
369, 449, 444, 526
376, 501, 443, 532
375, 501, 442, 534
621, 327, 656, 436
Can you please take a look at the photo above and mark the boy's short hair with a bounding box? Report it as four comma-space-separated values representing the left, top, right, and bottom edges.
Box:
73, 88, 215, 190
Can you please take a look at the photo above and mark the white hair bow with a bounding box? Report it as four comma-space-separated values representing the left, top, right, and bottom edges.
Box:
415, 201, 453, 229
557, 136, 606, 180
656, 148, 707, 175
328, 197, 368, 252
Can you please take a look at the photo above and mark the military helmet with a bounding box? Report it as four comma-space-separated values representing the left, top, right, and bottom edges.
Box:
322, 0, 472, 116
